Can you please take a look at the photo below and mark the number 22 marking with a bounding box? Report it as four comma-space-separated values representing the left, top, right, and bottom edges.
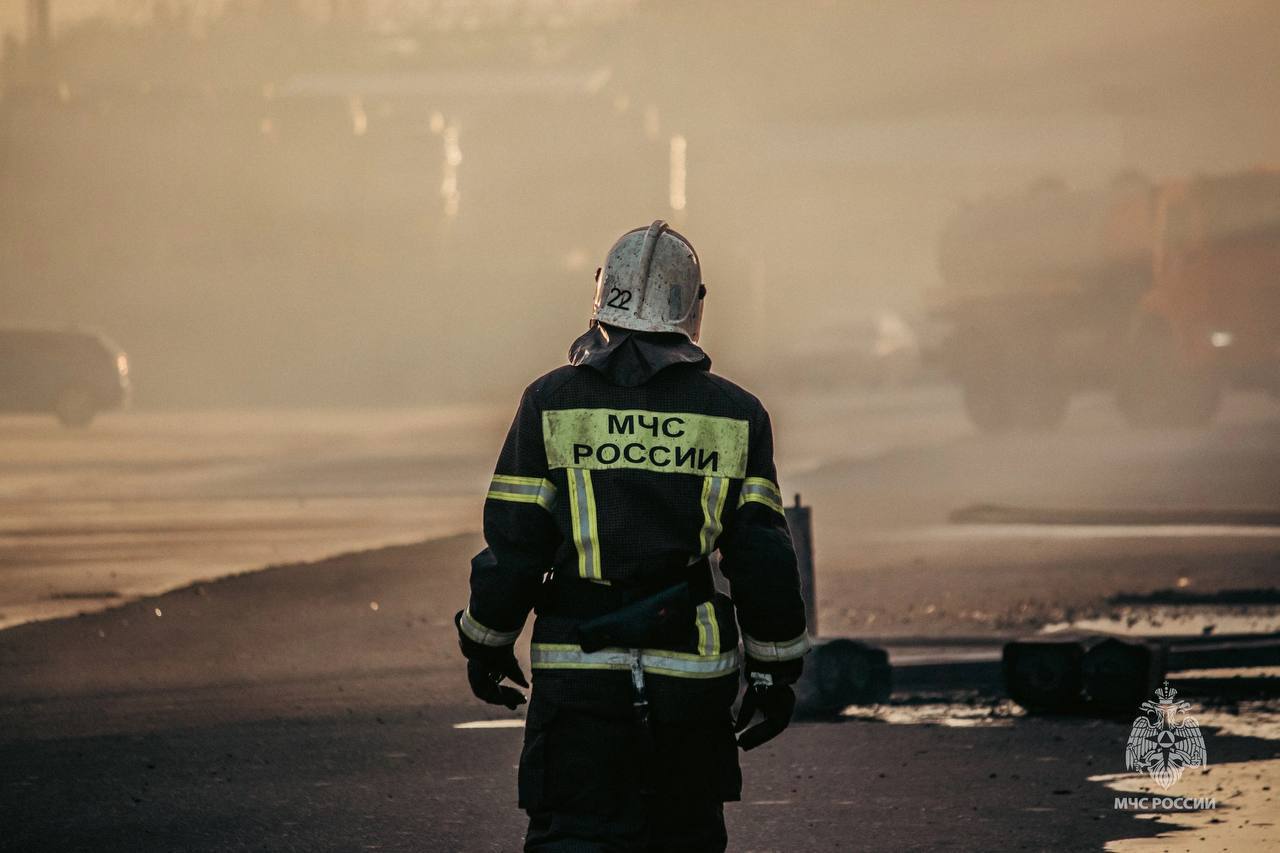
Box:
606, 288, 633, 309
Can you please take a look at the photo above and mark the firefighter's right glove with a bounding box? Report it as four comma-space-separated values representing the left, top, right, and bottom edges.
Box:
455, 611, 528, 710
735, 657, 803, 751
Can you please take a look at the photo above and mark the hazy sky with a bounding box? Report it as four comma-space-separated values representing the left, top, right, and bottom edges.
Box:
3, 1, 1278, 407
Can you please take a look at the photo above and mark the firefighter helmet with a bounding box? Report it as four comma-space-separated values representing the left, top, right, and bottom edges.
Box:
592, 220, 704, 341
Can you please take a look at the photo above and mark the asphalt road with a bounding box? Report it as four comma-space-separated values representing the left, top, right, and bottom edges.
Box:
0, 406, 505, 629
2, 387, 1279, 851
2, 535, 1277, 852
4, 386, 1278, 633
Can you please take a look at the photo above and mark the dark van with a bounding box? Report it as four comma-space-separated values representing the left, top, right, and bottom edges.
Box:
0, 327, 130, 427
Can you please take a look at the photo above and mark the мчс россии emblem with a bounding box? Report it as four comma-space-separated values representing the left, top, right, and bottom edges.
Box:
1125, 682, 1207, 790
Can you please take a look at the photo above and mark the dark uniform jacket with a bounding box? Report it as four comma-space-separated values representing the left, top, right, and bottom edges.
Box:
460, 325, 809, 809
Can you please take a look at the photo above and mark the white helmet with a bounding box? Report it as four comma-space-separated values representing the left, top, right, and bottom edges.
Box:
591, 220, 705, 342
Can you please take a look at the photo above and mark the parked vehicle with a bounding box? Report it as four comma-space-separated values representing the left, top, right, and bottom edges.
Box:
0, 327, 130, 427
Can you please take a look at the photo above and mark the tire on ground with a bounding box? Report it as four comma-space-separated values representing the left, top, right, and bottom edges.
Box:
962, 374, 1017, 432
960, 332, 1069, 432
54, 386, 97, 428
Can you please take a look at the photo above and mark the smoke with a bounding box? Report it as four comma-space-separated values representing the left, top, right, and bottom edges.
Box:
1, 1, 1277, 407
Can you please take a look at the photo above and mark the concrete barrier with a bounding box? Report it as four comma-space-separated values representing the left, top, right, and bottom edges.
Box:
1002, 636, 1089, 712
1003, 634, 1166, 713
1082, 637, 1166, 712
795, 638, 892, 717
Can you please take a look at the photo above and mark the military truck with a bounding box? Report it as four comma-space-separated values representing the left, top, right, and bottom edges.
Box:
932, 169, 1280, 430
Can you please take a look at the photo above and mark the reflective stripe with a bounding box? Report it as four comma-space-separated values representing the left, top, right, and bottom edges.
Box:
531, 643, 739, 679
694, 602, 720, 656
459, 607, 522, 646
567, 468, 602, 580
698, 475, 729, 555
742, 631, 811, 662
532, 644, 632, 672
739, 477, 784, 514
487, 474, 557, 512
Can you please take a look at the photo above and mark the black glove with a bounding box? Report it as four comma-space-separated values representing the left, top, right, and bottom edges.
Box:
455, 611, 529, 710
735, 657, 803, 751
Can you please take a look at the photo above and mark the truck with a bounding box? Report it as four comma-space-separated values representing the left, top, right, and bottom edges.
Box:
932, 169, 1280, 431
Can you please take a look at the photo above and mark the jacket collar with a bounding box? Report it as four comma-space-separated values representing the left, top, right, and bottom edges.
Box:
567, 324, 711, 388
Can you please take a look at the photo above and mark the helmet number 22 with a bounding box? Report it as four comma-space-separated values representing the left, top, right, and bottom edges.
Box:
606, 288, 633, 309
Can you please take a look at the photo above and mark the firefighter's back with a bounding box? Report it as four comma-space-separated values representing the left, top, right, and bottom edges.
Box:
456, 222, 808, 853
527, 361, 769, 587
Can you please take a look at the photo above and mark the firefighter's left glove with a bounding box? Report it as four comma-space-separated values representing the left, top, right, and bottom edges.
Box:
455, 611, 528, 710
735, 657, 803, 751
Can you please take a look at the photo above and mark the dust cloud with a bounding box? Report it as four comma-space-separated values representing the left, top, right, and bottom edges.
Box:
2, 11, 1279, 851
2, 1, 1278, 407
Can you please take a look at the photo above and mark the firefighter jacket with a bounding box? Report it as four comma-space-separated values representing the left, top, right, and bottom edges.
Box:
459, 326, 810, 724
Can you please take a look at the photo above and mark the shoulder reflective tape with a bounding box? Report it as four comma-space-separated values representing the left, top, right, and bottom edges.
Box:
487, 474, 557, 512
566, 468, 602, 580
531, 643, 739, 679
459, 607, 522, 646
542, 409, 749, 478
698, 475, 729, 555
738, 477, 784, 514
694, 601, 720, 656
742, 631, 811, 662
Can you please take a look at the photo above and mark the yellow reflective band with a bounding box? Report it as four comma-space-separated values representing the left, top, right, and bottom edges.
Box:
742, 631, 811, 662
530, 643, 739, 679
459, 608, 523, 646
487, 474, 557, 512
491, 474, 541, 486
542, 409, 749, 478
566, 468, 602, 580
694, 602, 720, 656
698, 475, 729, 555
739, 477, 784, 514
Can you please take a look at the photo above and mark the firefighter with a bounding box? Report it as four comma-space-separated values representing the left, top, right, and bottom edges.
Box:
455, 221, 810, 852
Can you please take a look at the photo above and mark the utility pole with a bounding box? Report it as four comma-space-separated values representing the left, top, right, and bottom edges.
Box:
26, 0, 50, 53
20, 0, 51, 88
330, 0, 369, 26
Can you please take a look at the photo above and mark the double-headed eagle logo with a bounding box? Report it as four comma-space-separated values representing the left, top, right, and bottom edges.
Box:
1125, 682, 1207, 789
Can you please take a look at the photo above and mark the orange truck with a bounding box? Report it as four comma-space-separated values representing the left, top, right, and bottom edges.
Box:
932, 169, 1280, 430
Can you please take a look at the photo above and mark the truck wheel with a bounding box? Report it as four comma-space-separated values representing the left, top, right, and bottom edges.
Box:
1117, 321, 1221, 428
54, 387, 97, 428
1015, 376, 1070, 430
962, 376, 1017, 432
961, 337, 1067, 432
1008, 328, 1070, 430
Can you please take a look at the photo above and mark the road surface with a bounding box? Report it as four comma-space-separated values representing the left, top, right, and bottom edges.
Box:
0, 406, 506, 629
1, 386, 1278, 850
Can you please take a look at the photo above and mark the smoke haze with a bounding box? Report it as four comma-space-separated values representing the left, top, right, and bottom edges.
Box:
2, 0, 1278, 406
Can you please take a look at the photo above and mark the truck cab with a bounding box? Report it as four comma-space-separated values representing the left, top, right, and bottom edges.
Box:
1149, 170, 1280, 385
936, 169, 1279, 432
